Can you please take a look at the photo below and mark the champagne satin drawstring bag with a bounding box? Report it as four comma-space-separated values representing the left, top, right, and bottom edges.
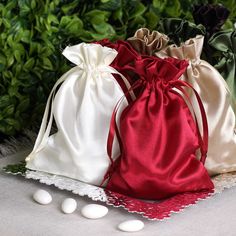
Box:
157, 35, 236, 175
25, 43, 132, 185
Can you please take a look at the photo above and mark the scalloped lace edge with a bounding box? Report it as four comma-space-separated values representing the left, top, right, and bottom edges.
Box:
11, 170, 235, 220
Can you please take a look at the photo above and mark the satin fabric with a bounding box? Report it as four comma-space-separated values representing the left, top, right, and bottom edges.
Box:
157, 18, 205, 46
105, 56, 214, 200
208, 30, 236, 105
127, 28, 169, 55
26, 43, 130, 185
156, 35, 236, 176
97, 39, 141, 97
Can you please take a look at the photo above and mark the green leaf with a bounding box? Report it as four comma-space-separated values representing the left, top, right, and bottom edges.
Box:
31, 0, 36, 9
2, 18, 11, 28
21, 30, 31, 43
0, 53, 6, 66
5, 118, 20, 129
84, 10, 116, 37
61, 1, 79, 14
13, 43, 25, 53
17, 98, 30, 112
8, 86, 18, 97
222, 19, 234, 30
11, 76, 20, 86
47, 14, 59, 25
32, 68, 42, 80
113, 8, 123, 21
40, 47, 53, 57
0, 95, 11, 108
60, 16, 83, 35
3, 105, 15, 116
129, 2, 146, 19
29, 42, 39, 55
18, 1, 31, 16
93, 23, 115, 36
145, 11, 159, 29
153, 0, 167, 10
3, 162, 27, 175
129, 15, 146, 29
14, 50, 22, 62
7, 54, 14, 67
15, 64, 23, 77
0, 63, 5, 72
11, 20, 24, 34
24, 58, 35, 71
42, 57, 53, 70
99, 0, 121, 11
5, 1, 17, 11
85, 10, 110, 25
74, 30, 93, 42
3, 70, 13, 79
7, 35, 14, 47
1, 33, 7, 40
163, 0, 181, 17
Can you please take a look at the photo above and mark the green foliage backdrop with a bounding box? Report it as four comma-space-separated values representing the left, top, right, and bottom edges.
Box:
0, 0, 235, 137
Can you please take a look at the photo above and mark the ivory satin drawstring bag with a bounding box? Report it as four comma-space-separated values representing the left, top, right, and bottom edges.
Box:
25, 43, 132, 185
156, 35, 236, 176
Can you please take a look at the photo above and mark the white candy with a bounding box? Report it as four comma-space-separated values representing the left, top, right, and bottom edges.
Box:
33, 189, 52, 205
81, 204, 108, 219
61, 198, 77, 214
118, 220, 144, 232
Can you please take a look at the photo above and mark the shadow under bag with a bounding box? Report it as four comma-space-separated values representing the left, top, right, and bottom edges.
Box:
104, 56, 214, 200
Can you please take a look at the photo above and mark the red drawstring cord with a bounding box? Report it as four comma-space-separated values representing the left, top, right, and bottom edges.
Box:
171, 80, 208, 164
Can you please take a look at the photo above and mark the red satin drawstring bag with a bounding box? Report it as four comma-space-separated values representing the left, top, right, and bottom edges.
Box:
104, 56, 214, 200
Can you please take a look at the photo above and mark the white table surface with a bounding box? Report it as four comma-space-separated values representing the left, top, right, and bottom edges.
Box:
1, 150, 236, 236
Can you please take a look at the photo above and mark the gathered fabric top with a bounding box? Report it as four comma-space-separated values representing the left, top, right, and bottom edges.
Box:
134, 56, 188, 83
159, 35, 204, 62
62, 42, 118, 68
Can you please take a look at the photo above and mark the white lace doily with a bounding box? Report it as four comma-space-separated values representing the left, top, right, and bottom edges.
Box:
23, 170, 236, 220
26, 170, 108, 202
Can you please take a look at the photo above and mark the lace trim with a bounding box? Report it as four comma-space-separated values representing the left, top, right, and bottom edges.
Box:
23, 170, 236, 220
25, 171, 108, 202
212, 172, 236, 193
104, 189, 213, 220
4, 164, 236, 221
